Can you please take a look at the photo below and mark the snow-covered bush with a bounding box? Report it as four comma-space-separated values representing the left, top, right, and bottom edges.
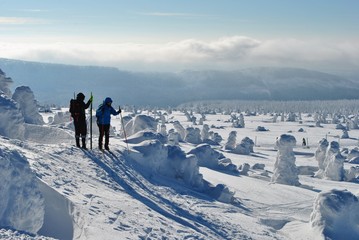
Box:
310, 189, 359, 240
12, 86, 44, 125
0, 147, 44, 234
314, 138, 329, 178
256, 126, 268, 132
51, 111, 71, 125
167, 130, 180, 146
0, 69, 13, 98
173, 121, 185, 141
184, 127, 201, 144
348, 147, 359, 161
201, 124, 210, 141
124, 114, 157, 137
188, 144, 221, 168
233, 137, 254, 155
126, 130, 166, 144
341, 129, 349, 139
238, 163, 250, 175
224, 131, 237, 150
323, 141, 345, 181
132, 140, 168, 173
0, 93, 26, 140
271, 134, 300, 186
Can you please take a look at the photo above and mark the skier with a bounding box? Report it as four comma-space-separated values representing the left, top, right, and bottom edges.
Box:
96, 97, 121, 150
69, 92, 93, 149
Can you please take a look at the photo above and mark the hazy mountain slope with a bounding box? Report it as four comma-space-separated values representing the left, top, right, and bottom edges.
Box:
1, 58, 358, 107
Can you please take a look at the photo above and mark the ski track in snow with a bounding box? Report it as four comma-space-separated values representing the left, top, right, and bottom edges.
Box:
2, 139, 275, 240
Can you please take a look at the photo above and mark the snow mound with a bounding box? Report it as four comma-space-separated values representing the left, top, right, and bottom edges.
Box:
124, 114, 157, 137
24, 124, 73, 144
12, 86, 44, 125
271, 134, 300, 186
310, 189, 359, 239
0, 146, 44, 234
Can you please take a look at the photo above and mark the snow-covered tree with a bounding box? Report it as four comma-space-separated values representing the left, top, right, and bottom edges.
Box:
314, 138, 329, 178
271, 134, 300, 186
184, 127, 201, 144
225, 131, 237, 150
0, 69, 13, 98
323, 141, 345, 181
12, 86, 44, 125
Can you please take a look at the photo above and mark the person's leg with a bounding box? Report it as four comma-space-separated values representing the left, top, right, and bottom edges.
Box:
104, 124, 110, 150
80, 121, 87, 149
98, 124, 104, 150
74, 121, 81, 147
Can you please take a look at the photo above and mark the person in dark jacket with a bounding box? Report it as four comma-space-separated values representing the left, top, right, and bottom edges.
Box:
96, 97, 121, 150
69, 92, 92, 149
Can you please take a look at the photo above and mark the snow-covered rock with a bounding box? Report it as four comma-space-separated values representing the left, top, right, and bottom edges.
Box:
0, 146, 44, 234
310, 189, 359, 240
12, 86, 44, 125
271, 134, 300, 186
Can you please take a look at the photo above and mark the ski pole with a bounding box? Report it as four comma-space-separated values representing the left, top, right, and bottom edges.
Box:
119, 110, 129, 154
90, 92, 93, 150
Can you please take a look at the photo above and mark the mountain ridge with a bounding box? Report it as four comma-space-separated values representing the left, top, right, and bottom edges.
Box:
0, 58, 358, 107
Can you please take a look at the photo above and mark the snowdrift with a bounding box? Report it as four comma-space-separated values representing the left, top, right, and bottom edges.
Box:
0, 146, 44, 234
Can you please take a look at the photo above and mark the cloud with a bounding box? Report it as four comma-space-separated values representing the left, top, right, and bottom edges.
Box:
137, 12, 212, 18
0, 36, 358, 73
0, 17, 46, 25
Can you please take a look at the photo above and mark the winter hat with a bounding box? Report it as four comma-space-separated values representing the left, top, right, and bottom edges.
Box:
77, 92, 85, 101
104, 97, 113, 104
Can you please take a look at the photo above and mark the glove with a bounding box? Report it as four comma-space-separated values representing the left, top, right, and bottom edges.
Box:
89, 95, 93, 102
118, 107, 122, 114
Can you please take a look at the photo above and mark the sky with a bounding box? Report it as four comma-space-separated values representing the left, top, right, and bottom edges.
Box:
0, 0, 358, 75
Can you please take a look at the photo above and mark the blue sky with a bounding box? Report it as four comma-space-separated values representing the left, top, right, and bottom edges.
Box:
0, 0, 358, 74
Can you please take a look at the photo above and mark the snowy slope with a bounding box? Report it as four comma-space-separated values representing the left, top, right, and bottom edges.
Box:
2, 108, 359, 239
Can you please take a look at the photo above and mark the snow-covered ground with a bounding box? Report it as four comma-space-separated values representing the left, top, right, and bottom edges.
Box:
2, 103, 359, 239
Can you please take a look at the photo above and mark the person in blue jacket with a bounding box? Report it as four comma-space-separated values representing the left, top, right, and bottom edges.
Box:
96, 97, 121, 150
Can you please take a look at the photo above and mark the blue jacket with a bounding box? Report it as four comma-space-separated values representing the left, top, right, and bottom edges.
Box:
96, 99, 119, 125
